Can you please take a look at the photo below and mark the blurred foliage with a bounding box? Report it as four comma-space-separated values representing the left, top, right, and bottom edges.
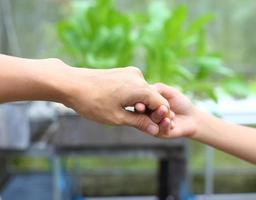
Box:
57, 0, 249, 101
12, 157, 50, 171
57, 0, 134, 68
139, 2, 234, 100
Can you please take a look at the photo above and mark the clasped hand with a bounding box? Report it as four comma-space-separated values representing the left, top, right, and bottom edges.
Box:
63, 65, 196, 138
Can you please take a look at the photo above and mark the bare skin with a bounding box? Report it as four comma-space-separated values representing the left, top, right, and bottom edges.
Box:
140, 83, 256, 164
0, 54, 174, 135
2, 55, 254, 164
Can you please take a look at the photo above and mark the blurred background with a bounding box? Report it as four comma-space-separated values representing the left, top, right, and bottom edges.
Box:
0, 0, 256, 200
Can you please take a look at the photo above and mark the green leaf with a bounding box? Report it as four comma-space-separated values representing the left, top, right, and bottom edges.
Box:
221, 78, 251, 98
187, 14, 214, 35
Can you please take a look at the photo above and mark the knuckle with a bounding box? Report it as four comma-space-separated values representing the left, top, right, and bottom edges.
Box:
126, 66, 143, 76
155, 82, 165, 88
172, 87, 180, 94
156, 82, 164, 86
48, 58, 65, 65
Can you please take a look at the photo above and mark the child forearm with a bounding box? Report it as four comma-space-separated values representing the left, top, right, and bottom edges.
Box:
191, 110, 256, 164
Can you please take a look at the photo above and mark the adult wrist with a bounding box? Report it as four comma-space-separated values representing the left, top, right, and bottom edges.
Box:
51, 62, 93, 109
33, 58, 76, 104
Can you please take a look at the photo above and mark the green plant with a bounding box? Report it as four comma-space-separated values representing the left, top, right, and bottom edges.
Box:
140, 2, 236, 100
57, 0, 247, 101
57, 0, 134, 68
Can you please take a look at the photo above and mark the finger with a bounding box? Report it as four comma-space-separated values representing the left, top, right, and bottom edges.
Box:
122, 111, 159, 136
156, 115, 176, 138
170, 120, 175, 129
142, 89, 170, 111
123, 85, 170, 113
158, 117, 171, 136
170, 110, 175, 119
152, 83, 178, 100
158, 119, 181, 139
150, 105, 169, 124
135, 102, 146, 113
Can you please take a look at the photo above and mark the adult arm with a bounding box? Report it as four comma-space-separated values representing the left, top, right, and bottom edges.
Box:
0, 54, 172, 135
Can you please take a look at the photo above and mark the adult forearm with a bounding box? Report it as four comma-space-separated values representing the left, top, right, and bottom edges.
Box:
191, 110, 256, 164
0, 54, 171, 135
0, 54, 70, 104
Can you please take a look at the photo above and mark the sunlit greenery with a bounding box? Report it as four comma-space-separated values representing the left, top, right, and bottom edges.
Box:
139, 3, 229, 100
57, 0, 134, 68
57, 0, 249, 101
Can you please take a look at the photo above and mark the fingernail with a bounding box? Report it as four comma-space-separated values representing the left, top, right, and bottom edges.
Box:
164, 118, 171, 127
147, 124, 159, 135
157, 109, 164, 116
158, 105, 167, 116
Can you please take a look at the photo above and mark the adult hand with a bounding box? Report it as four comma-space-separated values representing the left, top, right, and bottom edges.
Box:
63, 66, 173, 135
0, 54, 172, 135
